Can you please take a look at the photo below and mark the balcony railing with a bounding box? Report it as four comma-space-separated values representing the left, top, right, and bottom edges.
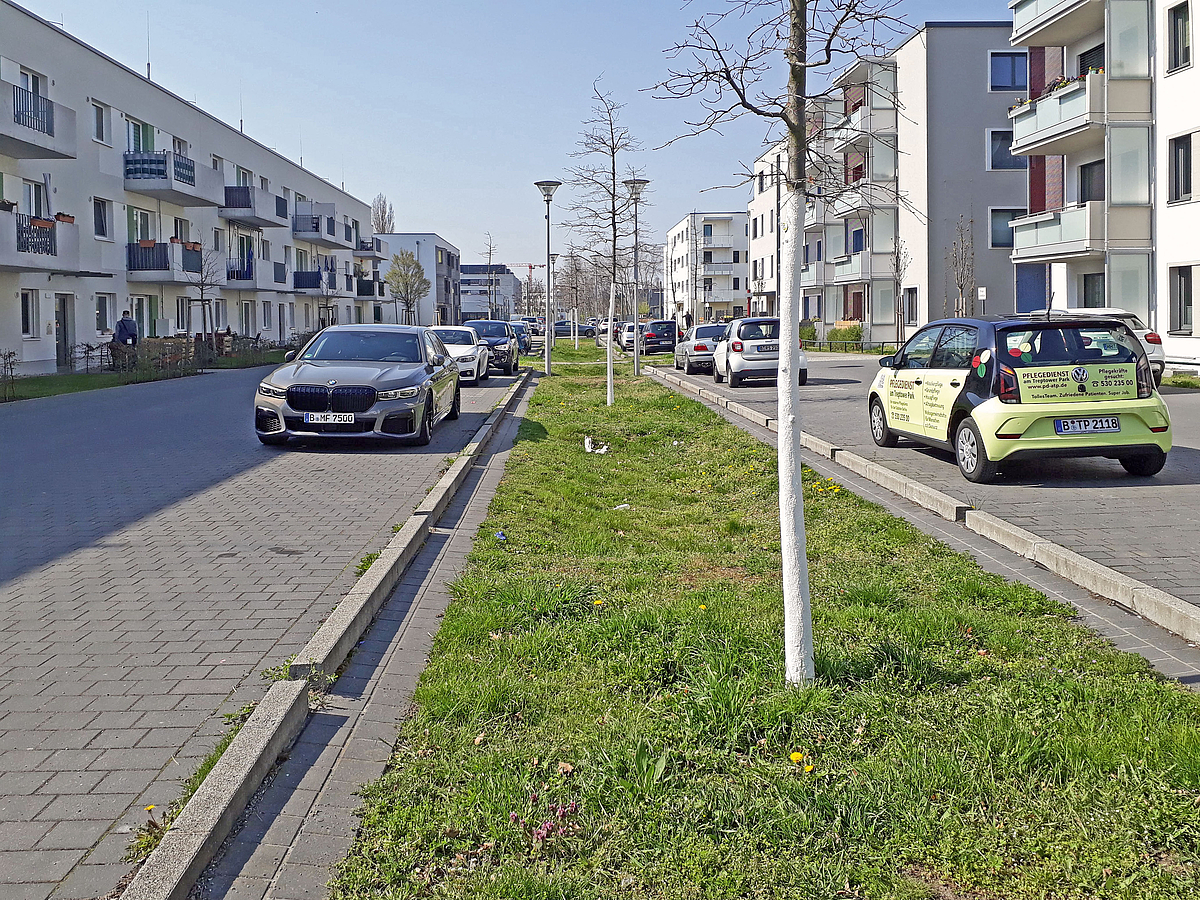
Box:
274, 261, 287, 284
173, 154, 195, 186
123, 151, 197, 187
326, 217, 336, 237
276, 195, 288, 219
15, 213, 56, 255
702, 262, 735, 275
228, 257, 253, 281
702, 235, 733, 248
12, 84, 53, 135
223, 186, 253, 209
293, 215, 320, 234
127, 242, 169, 271
182, 247, 201, 273
357, 278, 377, 297
294, 270, 323, 290
344, 223, 353, 242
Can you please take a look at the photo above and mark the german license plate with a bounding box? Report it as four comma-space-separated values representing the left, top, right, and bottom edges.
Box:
759, 343, 779, 352
304, 412, 355, 424
1055, 416, 1120, 435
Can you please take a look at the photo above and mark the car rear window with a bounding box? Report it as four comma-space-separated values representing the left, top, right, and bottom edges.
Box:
738, 320, 780, 341
647, 321, 675, 333
695, 325, 725, 339
998, 325, 1142, 366
434, 329, 475, 345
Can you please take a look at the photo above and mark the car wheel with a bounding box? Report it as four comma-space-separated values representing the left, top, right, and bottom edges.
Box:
728, 365, 742, 387
257, 433, 288, 446
713, 362, 725, 383
955, 417, 998, 483
480, 361, 490, 381
673, 354, 680, 370
798, 369, 808, 386
1154, 370, 1163, 387
447, 385, 461, 420
1120, 449, 1166, 477
684, 357, 696, 375
507, 357, 517, 375
869, 397, 899, 448
411, 396, 434, 446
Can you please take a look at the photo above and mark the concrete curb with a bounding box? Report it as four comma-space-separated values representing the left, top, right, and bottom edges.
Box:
646, 364, 1200, 646
118, 680, 309, 900
119, 369, 533, 900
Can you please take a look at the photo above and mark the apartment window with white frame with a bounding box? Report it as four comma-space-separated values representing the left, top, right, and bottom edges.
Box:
93, 198, 111, 239
176, 297, 190, 332
213, 228, 224, 252
989, 52, 1028, 91
989, 208, 1027, 248
237, 167, 252, 187
172, 136, 188, 158
1170, 133, 1193, 202
260, 175, 269, 192
173, 217, 190, 241
261, 239, 270, 261
92, 102, 109, 143
1171, 266, 1194, 332
262, 301, 272, 330
95, 294, 113, 332
988, 130, 1027, 170
20, 290, 38, 338
904, 287, 918, 325
1169, 3, 1192, 71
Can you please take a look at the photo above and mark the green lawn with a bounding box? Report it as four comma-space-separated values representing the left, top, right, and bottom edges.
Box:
1162, 374, 1200, 390
331, 368, 1200, 899
209, 349, 285, 369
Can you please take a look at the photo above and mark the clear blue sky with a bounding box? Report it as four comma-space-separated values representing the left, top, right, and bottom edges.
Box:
19, 0, 1012, 264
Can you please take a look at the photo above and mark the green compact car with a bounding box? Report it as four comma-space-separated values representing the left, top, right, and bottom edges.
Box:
868, 316, 1171, 483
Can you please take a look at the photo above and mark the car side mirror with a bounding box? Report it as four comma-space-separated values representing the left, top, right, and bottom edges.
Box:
478, 339, 489, 347
879, 355, 895, 368
432, 354, 446, 367
283, 350, 296, 362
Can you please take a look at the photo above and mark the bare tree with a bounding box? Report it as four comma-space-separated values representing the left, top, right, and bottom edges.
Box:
891, 235, 911, 342
482, 232, 498, 318
654, 0, 906, 684
946, 214, 975, 317
184, 246, 227, 355
371, 193, 394, 235
385, 250, 430, 326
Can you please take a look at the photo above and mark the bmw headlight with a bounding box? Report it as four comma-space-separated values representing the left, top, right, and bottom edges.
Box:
460, 354, 477, 363
377, 386, 421, 401
258, 382, 286, 398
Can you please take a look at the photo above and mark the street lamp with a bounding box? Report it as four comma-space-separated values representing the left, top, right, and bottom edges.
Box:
549, 252, 559, 352
623, 178, 650, 376
535, 180, 561, 376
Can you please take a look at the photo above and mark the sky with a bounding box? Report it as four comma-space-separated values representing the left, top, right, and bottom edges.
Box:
18, 0, 1012, 265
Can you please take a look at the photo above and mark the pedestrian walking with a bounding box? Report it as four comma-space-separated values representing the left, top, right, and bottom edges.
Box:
111, 310, 138, 370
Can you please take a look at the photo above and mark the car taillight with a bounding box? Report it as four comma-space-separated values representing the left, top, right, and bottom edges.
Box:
799, 339, 804, 349
1145, 331, 1162, 345
732, 340, 743, 352
694, 343, 708, 351
1137, 353, 1154, 398
998, 363, 1021, 403
645, 332, 657, 339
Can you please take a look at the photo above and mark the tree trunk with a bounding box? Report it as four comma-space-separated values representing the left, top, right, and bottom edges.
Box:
777, 0, 815, 684
606, 283, 616, 406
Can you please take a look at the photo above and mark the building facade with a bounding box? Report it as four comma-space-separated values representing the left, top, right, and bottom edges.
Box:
0, 0, 385, 374
376, 233, 461, 326
460, 263, 520, 321
663, 211, 749, 324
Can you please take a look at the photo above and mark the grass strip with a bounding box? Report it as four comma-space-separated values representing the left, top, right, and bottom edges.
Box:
1162, 374, 1200, 390
331, 369, 1200, 899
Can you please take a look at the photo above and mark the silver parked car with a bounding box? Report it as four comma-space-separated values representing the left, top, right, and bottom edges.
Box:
254, 325, 460, 446
433, 326, 490, 384
713, 317, 809, 386
673, 323, 728, 374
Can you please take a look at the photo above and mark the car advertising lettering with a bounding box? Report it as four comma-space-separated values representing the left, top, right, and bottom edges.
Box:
1016, 364, 1137, 402
887, 376, 919, 424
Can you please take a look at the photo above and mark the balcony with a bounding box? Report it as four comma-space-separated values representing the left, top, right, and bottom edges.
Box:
124, 151, 225, 206
292, 201, 352, 250
0, 81, 76, 159
218, 186, 290, 228
127, 241, 210, 284
1010, 0, 1104, 48
702, 262, 735, 275
800, 262, 827, 288
827, 104, 896, 153
354, 237, 390, 259
805, 198, 834, 230
828, 181, 898, 218
829, 251, 891, 283
702, 235, 734, 248
1009, 72, 1151, 157
225, 256, 285, 292
1010, 200, 1151, 261
700, 291, 744, 307
357, 277, 385, 297
293, 269, 339, 292
0, 211, 80, 273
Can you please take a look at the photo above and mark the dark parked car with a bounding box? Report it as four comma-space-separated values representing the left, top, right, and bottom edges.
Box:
253, 324, 459, 446
553, 320, 597, 338
510, 322, 532, 354
641, 320, 679, 354
469, 320, 521, 374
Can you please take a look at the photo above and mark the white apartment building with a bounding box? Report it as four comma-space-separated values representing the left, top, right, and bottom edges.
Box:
460, 264, 520, 321
376, 233, 461, 326
773, 24, 1029, 342
0, 1, 388, 374
748, 140, 788, 318
663, 211, 749, 324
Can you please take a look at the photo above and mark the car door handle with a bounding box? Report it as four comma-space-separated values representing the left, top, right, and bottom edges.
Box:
913, 379, 923, 385
949, 380, 961, 387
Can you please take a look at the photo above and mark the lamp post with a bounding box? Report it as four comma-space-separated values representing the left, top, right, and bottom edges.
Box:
549, 252, 559, 353
535, 180, 561, 376
623, 178, 649, 377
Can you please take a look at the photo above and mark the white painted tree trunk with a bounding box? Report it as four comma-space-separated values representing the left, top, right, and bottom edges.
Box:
776, 188, 815, 683
606, 283, 616, 406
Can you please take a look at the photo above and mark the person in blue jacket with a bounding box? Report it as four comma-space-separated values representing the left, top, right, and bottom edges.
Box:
111, 310, 138, 369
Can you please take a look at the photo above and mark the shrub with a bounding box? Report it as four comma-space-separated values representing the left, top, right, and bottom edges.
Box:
825, 324, 862, 345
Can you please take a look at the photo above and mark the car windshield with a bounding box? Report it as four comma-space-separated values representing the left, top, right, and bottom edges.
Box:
695, 325, 725, 339
998, 325, 1143, 366
511, 323, 527, 334
738, 320, 781, 341
434, 329, 475, 346
472, 321, 508, 338
300, 330, 422, 362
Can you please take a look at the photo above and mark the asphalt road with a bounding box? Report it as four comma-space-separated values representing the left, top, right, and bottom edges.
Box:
661, 352, 1200, 609
0, 367, 518, 900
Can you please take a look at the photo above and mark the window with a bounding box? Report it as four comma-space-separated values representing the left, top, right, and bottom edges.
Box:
898, 326, 942, 369
173, 217, 190, 242
19, 69, 43, 96
1170, 3, 1192, 71
176, 297, 190, 333
260, 175, 269, 191
703, 223, 712, 237
22, 180, 45, 217
931, 326, 979, 368
733, 277, 740, 290
703, 251, 712, 264
769, 209, 774, 232
803, 244, 810, 265
816, 240, 822, 261
989, 208, 1026, 248
129, 207, 153, 241
1171, 265, 1194, 331
212, 155, 223, 171
237, 167, 252, 187
95, 294, 113, 332
989, 130, 1026, 169
758, 172, 765, 193
93, 198, 110, 238
261, 239, 271, 261
1078, 44, 1105, 75
752, 218, 759, 239
20, 290, 38, 337
851, 228, 865, 253
1080, 160, 1106, 202
172, 137, 188, 157
213, 228, 224, 252
1170, 134, 1193, 202
990, 52, 1028, 91
126, 118, 153, 152
262, 301, 272, 329
904, 287, 918, 325
733, 250, 740, 263
437, 248, 444, 264
92, 103, 108, 143
1082, 272, 1106, 308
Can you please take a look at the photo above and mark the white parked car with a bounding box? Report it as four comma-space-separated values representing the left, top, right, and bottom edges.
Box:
674, 323, 729, 374
1021, 308, 1165, 385
712, 317, 808, 386
432, 326, 490, 384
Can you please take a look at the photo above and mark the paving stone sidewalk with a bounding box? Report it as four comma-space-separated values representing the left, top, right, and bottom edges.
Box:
193, 383, 530, 900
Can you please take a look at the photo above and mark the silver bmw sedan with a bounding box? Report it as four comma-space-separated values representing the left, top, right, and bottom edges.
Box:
253, 325, 460, 446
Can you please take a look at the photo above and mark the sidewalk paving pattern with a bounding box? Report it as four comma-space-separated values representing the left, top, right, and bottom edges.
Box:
0, 367, 519, 900
663, 355, 1200, 610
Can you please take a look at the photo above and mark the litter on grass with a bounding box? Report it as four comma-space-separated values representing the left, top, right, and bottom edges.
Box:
584, 436, 611, 454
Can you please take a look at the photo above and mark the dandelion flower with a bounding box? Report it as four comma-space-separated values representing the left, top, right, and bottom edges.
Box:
699, 604, 707, 610
593, 599, 603, 606
790, 752, 804, 763
804, 764, 815, 773
144, 805, 156, 812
